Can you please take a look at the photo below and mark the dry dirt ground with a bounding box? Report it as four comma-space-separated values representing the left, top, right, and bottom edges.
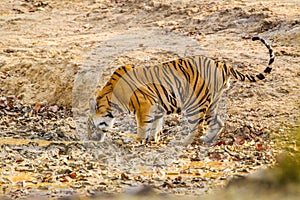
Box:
0, 0, 299, 199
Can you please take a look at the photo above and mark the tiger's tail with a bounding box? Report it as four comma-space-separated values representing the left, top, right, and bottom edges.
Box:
227, 36, 275, 82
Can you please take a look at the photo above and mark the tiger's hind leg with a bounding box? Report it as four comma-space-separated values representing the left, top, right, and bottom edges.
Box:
200, 102, 224, 143
182, 112, 207, 146
200, 115, 224, 143
183, 123, 206, 146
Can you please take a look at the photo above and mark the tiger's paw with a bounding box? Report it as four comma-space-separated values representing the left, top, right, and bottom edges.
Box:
136, 136, 146, 145
138, 136, 156, 145
200, 135, 217, 145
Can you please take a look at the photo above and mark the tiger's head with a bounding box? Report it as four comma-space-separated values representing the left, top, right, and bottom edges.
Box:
88, 86, 118, 141
88, 65, 134, 141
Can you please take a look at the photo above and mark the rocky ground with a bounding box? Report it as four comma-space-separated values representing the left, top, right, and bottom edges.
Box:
0, 0, 299, 199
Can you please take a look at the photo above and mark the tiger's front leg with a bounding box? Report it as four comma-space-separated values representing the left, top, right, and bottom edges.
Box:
148, 116, 164, 142
136, 119, 164, 144
136, 125, 147, 144
135, 103, 164, 144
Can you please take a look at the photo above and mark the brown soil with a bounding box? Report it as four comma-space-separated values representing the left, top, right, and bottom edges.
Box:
0, 0, 299, 199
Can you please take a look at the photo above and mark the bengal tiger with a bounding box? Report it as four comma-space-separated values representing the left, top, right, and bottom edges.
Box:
88, 36, 275, 145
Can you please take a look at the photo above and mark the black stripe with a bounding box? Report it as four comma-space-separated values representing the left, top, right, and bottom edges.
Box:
264, 67, 272, 73
187, 118, 204, 125
185, 107, 207, 118
114, 70, 141, 108
144, 114, 164, 123
236, 70, 245, 81
113, 71, 123, 78
256, 73, 265, 80
213, 62, 219, 90
166, 64, 185, 100
176, 59, 190, 81
245, 74, 256, 82
184, 80, 206, 108
268, 58, 274, 65
186, 92, 210, 114
230, 67, 237, 78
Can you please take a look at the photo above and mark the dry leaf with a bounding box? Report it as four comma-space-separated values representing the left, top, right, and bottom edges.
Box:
235, 136, 245, 145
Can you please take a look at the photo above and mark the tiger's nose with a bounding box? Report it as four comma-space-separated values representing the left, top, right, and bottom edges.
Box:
98, 122, 109, 127
91, 128, 108, 141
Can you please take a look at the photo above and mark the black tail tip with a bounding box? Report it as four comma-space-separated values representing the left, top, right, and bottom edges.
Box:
268, 58, 275, 66
252, 36, 260, 41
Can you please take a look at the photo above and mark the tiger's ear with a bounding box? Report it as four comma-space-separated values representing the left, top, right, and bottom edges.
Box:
89, 98, 97, 115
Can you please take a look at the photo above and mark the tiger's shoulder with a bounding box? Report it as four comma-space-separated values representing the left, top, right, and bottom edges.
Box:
107, 65, 135, 82
112, 65, 135, 77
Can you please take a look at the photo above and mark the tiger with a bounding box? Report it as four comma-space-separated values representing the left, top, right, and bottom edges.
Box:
88, 36, 275, 145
